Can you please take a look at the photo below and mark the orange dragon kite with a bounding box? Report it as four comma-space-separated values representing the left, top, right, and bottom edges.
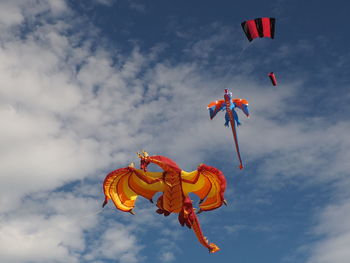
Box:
102, 151, 227, 253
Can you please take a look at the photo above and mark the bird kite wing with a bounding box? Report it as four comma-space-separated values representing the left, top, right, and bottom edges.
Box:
207, 100, 225, 119
181, 164, 226, 212
103, 167, 164, 213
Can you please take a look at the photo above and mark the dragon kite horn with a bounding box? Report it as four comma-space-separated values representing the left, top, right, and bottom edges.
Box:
141, 150, 149, 157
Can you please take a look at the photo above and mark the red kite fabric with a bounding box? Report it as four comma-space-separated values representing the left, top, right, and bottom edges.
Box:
268, 72, 277, 86
241, 17, 276, 42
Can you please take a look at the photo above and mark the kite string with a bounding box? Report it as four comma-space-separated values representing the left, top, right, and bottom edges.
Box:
76, 207, 104, 220
74, 205, 120, 221
58, 207, 110, 227
59, 208, 105, 227
216, 42, 251, 91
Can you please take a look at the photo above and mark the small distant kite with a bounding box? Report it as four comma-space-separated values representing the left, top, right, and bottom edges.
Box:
207, 89, 249, 169
103, 151, 227, 253
268, 72, 277, 86
241, 17, 276, 42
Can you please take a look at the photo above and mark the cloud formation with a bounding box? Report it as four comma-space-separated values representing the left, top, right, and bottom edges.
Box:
1, 0, 350, 262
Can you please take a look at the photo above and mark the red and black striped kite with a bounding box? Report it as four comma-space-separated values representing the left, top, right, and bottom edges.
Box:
241, 17, 276, 42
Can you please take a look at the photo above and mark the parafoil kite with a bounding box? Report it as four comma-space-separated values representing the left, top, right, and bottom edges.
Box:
241, 17, 275, 42
268, 72, 277, 86
103, 151, 227, 253
207, 89, 249, 169
241, 17, 277, 86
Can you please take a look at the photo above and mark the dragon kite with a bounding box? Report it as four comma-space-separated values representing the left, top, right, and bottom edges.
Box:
207, 89, 249, 169
102, 151, 227, 253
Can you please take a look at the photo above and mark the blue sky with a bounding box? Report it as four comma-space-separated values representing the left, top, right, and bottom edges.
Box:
1, 0, 350, 262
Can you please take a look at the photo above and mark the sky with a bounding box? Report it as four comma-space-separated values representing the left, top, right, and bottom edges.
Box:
0, 0, 350, 262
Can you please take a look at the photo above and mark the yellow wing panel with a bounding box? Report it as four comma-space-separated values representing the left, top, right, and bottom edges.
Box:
108, 169, 136, 212
128, 169, 164, 200
103, 167, 164, 212
182, 170, 212, 200
181, 164, 226, 212
181, 170, 199, 182
199, 170, 221, 211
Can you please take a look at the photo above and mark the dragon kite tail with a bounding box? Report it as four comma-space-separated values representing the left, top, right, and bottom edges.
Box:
228, 110, 244, 170
178, 197, 220, 253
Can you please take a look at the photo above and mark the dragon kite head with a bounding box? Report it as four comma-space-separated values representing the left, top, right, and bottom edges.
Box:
224, 89, 233, 99
137, 151, 181, 173
137, 150, 151, 172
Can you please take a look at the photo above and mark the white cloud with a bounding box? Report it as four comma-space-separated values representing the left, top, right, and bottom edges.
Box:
307, 199, 350, 263
0, 1, 24, 27
92, 0, 115, 6
0, 192, 99, 263
0, 1, 148, 261
0, 0, 67, 29
85, 223, 142, 263
159, 251, 175, 262
128, 0, 146, 13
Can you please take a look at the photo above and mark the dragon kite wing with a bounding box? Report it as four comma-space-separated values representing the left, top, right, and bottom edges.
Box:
207, 100, 225, 120
181, 164, 227, 212
232, 98, 250, 118
103, 166, 164, 213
